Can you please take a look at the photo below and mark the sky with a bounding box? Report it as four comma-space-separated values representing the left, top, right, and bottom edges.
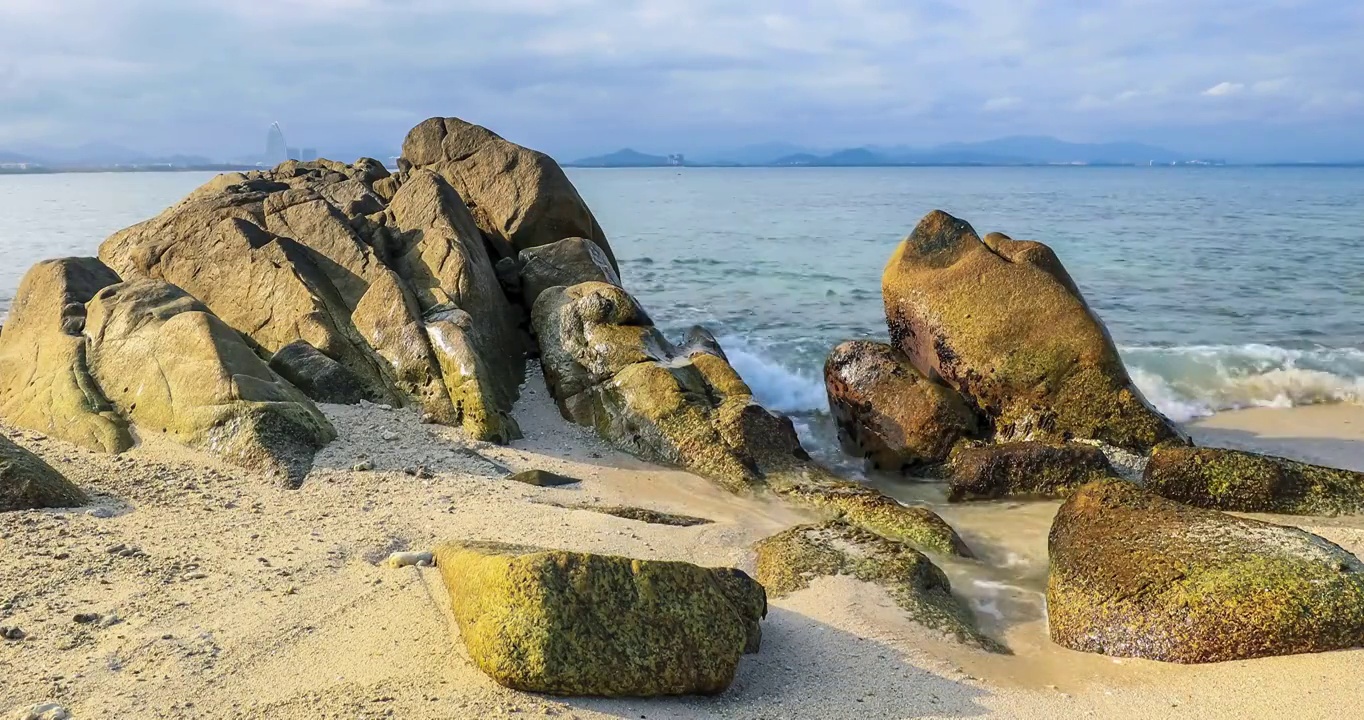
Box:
1, 0, 1362, 162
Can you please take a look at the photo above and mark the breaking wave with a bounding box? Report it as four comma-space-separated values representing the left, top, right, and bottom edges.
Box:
715, 336, 1364, 426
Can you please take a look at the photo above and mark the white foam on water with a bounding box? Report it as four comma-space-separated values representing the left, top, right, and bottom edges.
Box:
719, 337, 829, 414
1122, 344, 1364, 422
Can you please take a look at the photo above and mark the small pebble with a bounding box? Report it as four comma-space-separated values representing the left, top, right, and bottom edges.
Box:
14, 703, 70, 720
87, 507, 116, 519
73, 613, 102, 625
383, 551, 435, 569
381, 432, 400, 442
180, 572, 208, 581
0, 625, 26, 641
352, 460, 375, 472
99, 614, 122, 628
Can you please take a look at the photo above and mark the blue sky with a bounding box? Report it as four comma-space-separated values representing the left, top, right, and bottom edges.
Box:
1, 0, 1362, 161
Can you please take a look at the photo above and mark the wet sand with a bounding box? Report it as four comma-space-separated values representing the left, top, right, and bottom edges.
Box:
2, 378, 1363, 718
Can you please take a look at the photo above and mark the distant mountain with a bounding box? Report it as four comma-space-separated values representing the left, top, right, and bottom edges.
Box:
568, 148, 673, 167
931, 136, 1186, 164
0, 151, 37, 164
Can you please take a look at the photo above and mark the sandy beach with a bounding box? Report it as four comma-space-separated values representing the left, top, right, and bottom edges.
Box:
1, 366, 1361, 719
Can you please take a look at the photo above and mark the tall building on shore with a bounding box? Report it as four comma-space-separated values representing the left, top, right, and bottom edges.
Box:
265, 122, 288, 165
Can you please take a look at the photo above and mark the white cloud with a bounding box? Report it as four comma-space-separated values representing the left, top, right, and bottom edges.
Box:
1203, 82, 1245, 97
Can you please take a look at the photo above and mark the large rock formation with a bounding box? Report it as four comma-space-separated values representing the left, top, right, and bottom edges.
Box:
1143, 445, 1364, 515
517, 237, 620, 308
824, 340, 977, 471
532, 281, 808, 491
754, 521, 996, 649
1048, 480, 1364, 663
83, 279, 335, 483
944, 442, 1116, 501
434, 541, 765, 696
0, 258, 130, 453
0, 435, 87, 512
881, 211, 1182, 453
401, 117, 619, 273
96, 155, 526, 442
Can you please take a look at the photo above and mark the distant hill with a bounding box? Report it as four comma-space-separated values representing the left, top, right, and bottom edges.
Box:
568, 148, 673, 167
0, 151, 36, 164
576, 136, 1192, 168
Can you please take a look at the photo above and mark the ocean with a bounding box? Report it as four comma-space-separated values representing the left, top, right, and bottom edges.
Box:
3, 167, 1362, 463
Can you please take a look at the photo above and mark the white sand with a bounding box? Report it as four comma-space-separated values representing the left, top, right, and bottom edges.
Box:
3, 377, 1364, 719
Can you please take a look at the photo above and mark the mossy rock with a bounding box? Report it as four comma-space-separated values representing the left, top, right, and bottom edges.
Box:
532, 282, 807, 492
945, 441, 1116, 501
0, 258, 131, 453
1144, 445, 1364, 515
0, 435, 88, 512
824, 340, 978, 471
434, 541, 765, 696
1048, 479, 1364, 663
561, 504, 713, 527
768, 471, 972, 557
754, 521, 998, 650
881, 211, 1183, 453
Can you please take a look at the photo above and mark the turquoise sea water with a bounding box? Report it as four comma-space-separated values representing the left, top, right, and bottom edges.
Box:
2, 167, 1362, 458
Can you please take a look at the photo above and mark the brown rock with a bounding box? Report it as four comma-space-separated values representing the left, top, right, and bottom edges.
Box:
946, 441, 1116, 501
882, 210, 1182, 453
824, 340, 977, 471
401, 117, 619, 272
0, 435, 87, 512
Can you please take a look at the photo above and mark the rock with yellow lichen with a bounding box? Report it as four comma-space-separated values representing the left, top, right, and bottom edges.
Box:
1047, 479, 1364, 663
945, 441, 1117, 501
1143, 444, 1364, 515
754, 521, 998, 650
532, 281, 808, 491
881, 210, 1184, 453
434, 541, 765, 696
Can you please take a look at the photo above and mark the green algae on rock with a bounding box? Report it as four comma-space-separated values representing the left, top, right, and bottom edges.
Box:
945, 441, 1116, 501
555, 504, 713, 527
824, 339, 978, 472
1047, 479, 1364, 663
881, 210, 1184, 453
767, 470, 973, 557
1143, 445, 1364, 515
754, 521, 997, 650
434, 541, 765, 696
0, 435, 88, 512
0, 258, 131, 454
532, 281, 808, 491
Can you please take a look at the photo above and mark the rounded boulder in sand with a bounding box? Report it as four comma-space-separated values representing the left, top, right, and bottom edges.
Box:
1047, 479, 1364, 663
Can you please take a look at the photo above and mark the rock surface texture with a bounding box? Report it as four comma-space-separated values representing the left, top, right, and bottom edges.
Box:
880, 210, 1182, 453
1143, 445, 1364, 515
434, 541, 766, 696
0, 435, 87, 512
83, 279, 336, 484
945, 442, 1116, 501
96, 150, 526, 443
532, 281, 808, 491
824, 340, 977, 471
401, 117, 619, 273
0, 258, 130, 453
754, 521, 994, 649
1048, 479, 1364, 663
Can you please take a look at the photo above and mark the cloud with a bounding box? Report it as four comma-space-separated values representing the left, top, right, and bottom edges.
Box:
1203, 82, 1245, 97
0, 0, 1360, 159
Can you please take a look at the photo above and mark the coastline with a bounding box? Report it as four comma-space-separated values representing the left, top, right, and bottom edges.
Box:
3, 368, 1362, 719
